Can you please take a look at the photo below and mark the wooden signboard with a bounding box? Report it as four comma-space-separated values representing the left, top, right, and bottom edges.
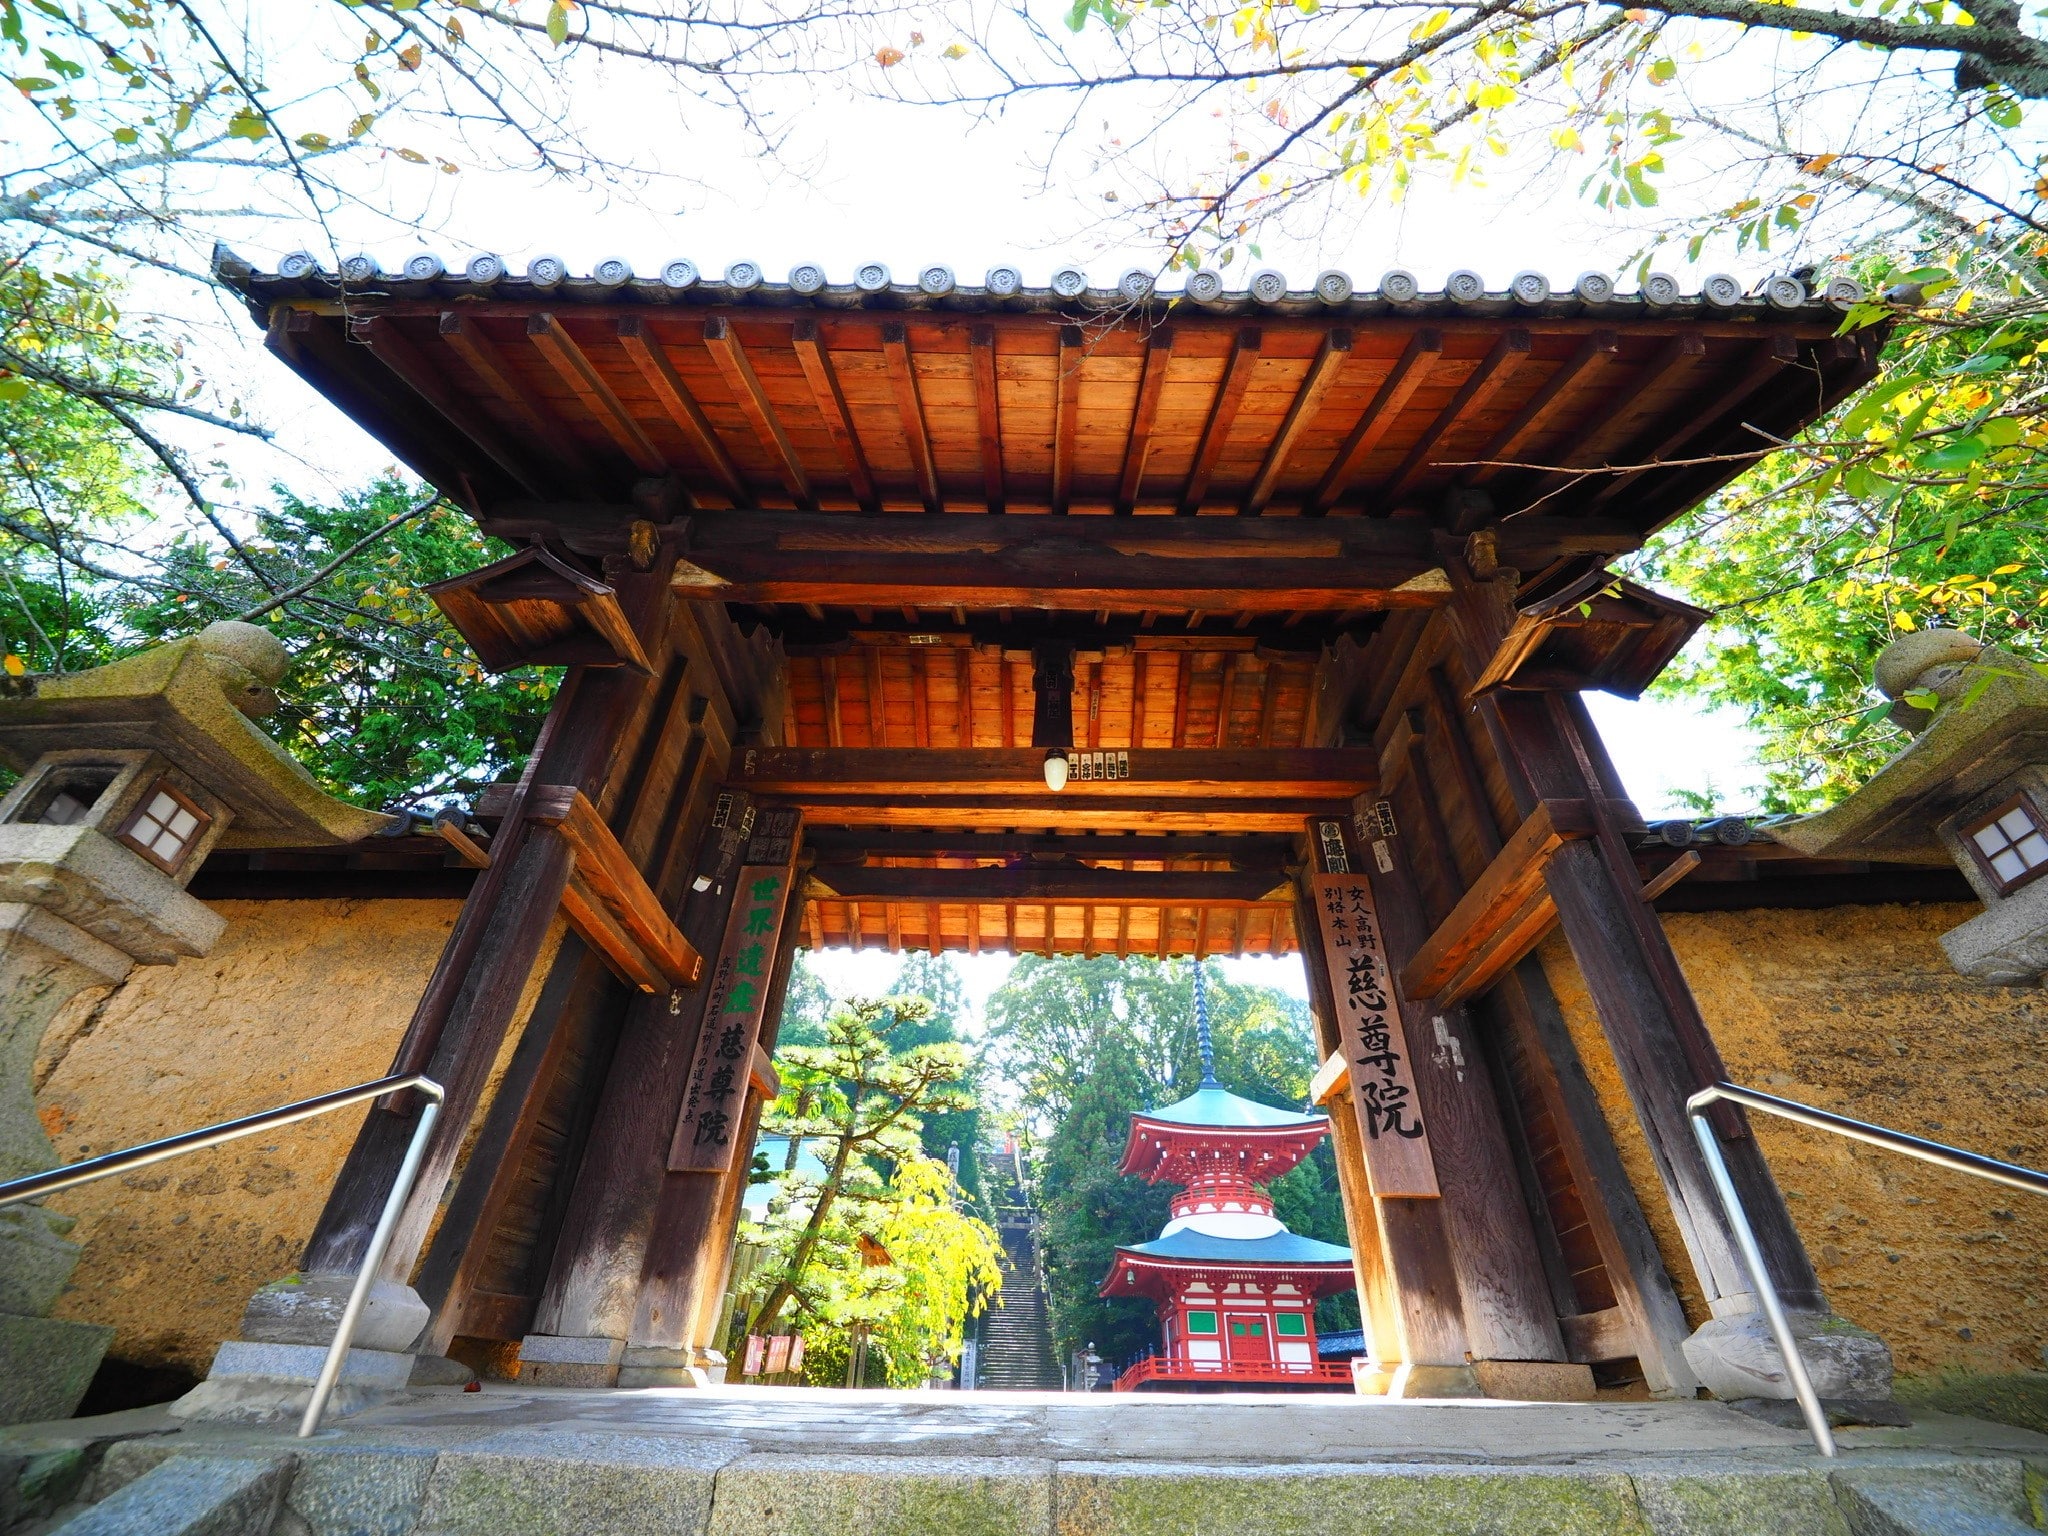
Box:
1309, 874, 1440, 1199
667, 807, 802, 1173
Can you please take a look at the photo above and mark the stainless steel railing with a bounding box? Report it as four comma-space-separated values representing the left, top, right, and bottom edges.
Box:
0, 1072, 445, 1438
1687, 1080, 2048, 1458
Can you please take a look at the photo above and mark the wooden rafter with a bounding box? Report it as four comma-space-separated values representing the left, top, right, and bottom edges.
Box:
1585, 335, 1801, 512
1116, 326, 1176, 514
703, 316, 812, 509
809, 866, 1289, 904
1525, 333, 1711, 500
437, 312, 596, 481
1307, 328, 1444, 513
1244, 329, 1352, 515
968, 323, 1005, 514
1382, 329, 1533, 500
1053, 325, 1083, 514
358, 316, 552, 498
1462, 331, 1620, 487
791, 317, 878, 512
1180, 327, 1261, 514
525, 312, 669, 476
615, 316, 750, 508
881, 321, 943, 514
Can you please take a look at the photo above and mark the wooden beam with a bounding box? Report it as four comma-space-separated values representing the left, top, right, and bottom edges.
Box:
1309, 1048, 1349, 1107
1053, 324, 1082, 515
807, 866, 1289, 904
435, 312, 597, 482
731, 746, 1377, 799
1308, 329, 1442, 513
525, 784, 705, 990
804, 829, 1293, 863
525, 312, 669, 476
1382, 329, 1532, 501
881, 321, 943, 514
1522, 333, 1711, 502
616, 316, 750, 508
1463, 331, 1620, 487
358, 317, 553, 498
1180, 327, 1261, 514
969, 323, 1005, 514
1244, 329, 1352, 514
1116, 326, 1176, 514
792, 317, 878, 513
1398, 798, 1595, 1006
1585, 335, 1802, 512
654, 507, 1453, 613
703, 316, 812, 509
765, 799, 1344, 833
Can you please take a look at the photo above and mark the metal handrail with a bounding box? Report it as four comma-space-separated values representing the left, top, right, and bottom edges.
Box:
1687, 1080, 2048, 1458
0, 1072, 445, 1438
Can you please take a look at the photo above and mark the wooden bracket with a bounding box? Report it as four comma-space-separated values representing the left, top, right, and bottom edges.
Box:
426, 544, 653, 675
1399, 799, 1596, 1008
749, 1042, 781, 1101
1402, 812, 1702, 1010
1308, 1048, 1350, 1108
523, 784, 703, 993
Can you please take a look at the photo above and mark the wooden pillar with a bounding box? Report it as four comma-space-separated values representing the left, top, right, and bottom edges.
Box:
625, 810, 805, 1378
526, 789, 766, 1355
1440, 555, 1821, 1315
298, 555, 678, 1293
1490, 689, 1822, 1312
1341, 806, 1571, 1369
1295, 825, 1472, 1384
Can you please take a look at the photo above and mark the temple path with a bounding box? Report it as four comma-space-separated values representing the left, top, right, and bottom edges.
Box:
5, 1387, 2046, 1534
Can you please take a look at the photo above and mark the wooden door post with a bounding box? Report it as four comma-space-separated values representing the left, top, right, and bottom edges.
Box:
623, 809, 805, 1381
1294, 831, 1472, 1387
527, 791, 765, 1360
296, 558, 679, 1307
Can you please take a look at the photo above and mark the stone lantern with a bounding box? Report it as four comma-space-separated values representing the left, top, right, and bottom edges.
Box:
0, 622, 393, 1423
1777, 628, 2048, 984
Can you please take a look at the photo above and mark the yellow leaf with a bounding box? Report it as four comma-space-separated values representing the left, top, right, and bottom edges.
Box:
2, 654, 24, 677
1801, 153, 1837, 173
875, 45, 905, 65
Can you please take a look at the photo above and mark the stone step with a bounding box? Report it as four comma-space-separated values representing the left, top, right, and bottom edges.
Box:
1836, 1473, 2044, 1536
53, 1453, 293, 1536
26, 1395, 2047, 1536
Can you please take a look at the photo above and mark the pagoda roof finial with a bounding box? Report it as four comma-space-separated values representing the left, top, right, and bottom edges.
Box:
1194, 958, 1219, 1089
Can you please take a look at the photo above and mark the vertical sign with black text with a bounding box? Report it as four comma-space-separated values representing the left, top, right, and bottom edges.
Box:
1309, 873, 1440, 1198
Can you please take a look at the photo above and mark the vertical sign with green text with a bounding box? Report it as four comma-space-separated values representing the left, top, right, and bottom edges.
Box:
667, 807, 801, 1174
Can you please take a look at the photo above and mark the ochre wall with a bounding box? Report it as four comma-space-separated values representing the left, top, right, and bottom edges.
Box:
1538, 901, 2048, 1380
31, 897, 556, 1376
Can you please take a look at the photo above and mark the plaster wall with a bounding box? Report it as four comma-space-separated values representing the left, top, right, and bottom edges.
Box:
28, 897, 556, 1375
1537, 901, 2048, 1379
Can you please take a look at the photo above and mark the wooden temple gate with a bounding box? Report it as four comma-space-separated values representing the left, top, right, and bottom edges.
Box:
217, 250, 1874, 1393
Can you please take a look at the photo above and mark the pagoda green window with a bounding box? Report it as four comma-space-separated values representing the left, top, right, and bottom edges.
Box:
1185, 1311, 1217, 1334
1275, 1313, 1307, 1337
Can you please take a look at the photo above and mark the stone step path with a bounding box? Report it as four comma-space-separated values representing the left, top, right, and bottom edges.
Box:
5, 1389, 2045, 1536
976, 1152, 1063, 1393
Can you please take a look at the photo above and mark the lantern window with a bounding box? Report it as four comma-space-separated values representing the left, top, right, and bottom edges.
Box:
1275, 1313, 1308, 1337
1964, 793, 2048, 895
118, 780, 210, 873
1184, 1310, 1217, 1334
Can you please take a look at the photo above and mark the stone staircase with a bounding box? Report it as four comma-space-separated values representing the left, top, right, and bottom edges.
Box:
974, 1153, 1062, 1392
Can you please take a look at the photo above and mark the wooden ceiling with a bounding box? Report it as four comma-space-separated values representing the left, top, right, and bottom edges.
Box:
218, 252, 1880, 957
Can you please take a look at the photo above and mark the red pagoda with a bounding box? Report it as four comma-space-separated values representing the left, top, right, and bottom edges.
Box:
1102, 964, 1356, 1391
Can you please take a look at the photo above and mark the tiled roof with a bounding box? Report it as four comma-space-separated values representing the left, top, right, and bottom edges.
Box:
213, 244, 1865, 322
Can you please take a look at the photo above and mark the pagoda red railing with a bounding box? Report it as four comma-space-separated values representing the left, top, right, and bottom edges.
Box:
1112, 1355, 1354, 1391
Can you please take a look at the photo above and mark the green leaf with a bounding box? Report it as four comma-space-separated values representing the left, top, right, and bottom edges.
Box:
546, 0, 570, 45
1919, 435, 1987, 471
1901, 687, 1941, 710
1979, 416, 2024, 447
227, 107, 269, 141
0, 377, 30, 401
110, 125, 138, 144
